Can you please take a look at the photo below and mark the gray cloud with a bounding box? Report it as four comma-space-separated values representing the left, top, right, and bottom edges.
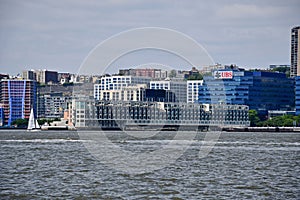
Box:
0, 0, 299, 74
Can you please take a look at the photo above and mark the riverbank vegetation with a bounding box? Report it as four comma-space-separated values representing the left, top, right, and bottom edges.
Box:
249, 110, 300, 127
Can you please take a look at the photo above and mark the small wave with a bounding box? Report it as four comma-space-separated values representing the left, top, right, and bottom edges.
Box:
213, 141, 300, 146
0, 139, 86, 143
213, 146, 300, 151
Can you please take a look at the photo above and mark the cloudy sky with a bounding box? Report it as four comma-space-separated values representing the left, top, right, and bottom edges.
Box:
0, 0, 299, 75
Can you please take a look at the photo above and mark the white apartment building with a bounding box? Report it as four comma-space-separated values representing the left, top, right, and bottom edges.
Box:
150, 79, 187, 103
187, 80, 203, 103
72, 95, 96, 127
94, 75, 151, 100
100, 84, 147, 101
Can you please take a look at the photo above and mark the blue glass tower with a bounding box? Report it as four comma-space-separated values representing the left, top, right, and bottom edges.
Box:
0, 80, 37, 126
295, 76, 300, 115
0, 107, 4, 126
199, 70, 294, 116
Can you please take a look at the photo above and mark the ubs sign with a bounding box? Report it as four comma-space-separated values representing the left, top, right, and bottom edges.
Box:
214, 71, 233, 79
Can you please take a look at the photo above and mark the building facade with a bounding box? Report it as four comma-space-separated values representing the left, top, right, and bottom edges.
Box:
38, 93, 71, 118
22, 70, 36, 80
145, 89, 176, 102
99, 84, 147, 102
187, 80, 203, 103
295, 76, 300, 115
119, 68, 168, 79
95, 101, 249, 129
199, 70, 294, 115
72, 95, 97, 127
94, 75, 151, 100
150, 79, 187, 103
291, 26, 300, 77
0, 106, 4, 126
0, 74, 9, 81
22, 69, 58, 84
0, 79, 37, 126
36, 70, 58, 84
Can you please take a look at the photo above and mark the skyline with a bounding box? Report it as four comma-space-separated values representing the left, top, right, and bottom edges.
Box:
0, 0, 300, 75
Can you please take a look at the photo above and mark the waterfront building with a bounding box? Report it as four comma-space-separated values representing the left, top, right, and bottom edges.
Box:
0, 79, 37, 126
199, 69, 294, 116
0, 106, 4, 126
94, 101, 249, 129
268, 110, 295, 119
37, 84, 75, 118
72, 95, 96, 127
150, 79, 187, 103
291, 26, 300, 77
94, 75, 151, 100
187, 80, 203, 103
38, 93, 71, 118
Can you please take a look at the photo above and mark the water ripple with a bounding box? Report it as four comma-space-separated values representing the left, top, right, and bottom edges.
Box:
0, 131, 299, 199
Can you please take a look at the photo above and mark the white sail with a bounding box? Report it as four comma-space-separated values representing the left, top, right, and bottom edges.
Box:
35, 119, 41, 129
27, 108, 40, 130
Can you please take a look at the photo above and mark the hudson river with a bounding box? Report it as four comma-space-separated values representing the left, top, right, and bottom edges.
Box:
1, 130, 299, 199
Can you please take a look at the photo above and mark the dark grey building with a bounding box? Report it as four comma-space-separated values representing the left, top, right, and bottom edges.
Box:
291, 26, 300, 77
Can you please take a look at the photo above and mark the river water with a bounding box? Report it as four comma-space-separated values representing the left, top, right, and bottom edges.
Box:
0, 130, 299, 199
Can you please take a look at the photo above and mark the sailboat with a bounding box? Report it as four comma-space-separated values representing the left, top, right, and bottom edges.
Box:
27, 108, 41, 131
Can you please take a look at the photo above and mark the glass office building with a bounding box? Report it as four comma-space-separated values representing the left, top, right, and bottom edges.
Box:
0, 79, 37, 126
0, 107, 4, 126
199, 70, 294, 115
295, 76, 300, 115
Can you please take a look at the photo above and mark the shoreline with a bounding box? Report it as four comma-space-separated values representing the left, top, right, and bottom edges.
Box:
222, 126, 300, 132
1, 126, 300, 132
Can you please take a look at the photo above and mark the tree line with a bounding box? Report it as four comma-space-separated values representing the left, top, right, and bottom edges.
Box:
249, 110, 299, 127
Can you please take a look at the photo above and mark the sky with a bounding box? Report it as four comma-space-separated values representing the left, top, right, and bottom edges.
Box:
0, 0, 299, 75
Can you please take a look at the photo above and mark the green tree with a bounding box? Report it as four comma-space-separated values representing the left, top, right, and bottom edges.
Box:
260, 115, 299, 127
37, 118, 61, 125
187, 73, 203, 80
12, 119, 28, 127
37, 119, 48, 125
249, 110, 260, 127
169, 70, 177, 78
271, 66, 290, 77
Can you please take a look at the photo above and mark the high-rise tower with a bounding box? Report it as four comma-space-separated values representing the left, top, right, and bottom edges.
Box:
291, 26, 300, 77
0, 79, 37, 126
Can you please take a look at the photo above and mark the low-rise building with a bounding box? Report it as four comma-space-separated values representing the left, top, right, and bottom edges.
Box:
150, 79, 187, 103
94, 101, 249, 129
